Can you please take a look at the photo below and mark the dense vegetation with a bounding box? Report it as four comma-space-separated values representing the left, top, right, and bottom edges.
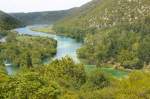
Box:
0, 11, 23, 30
0, 0, 150, 98
0, 33, 57, 67
0, 10, 23, 44
54, 0, 150, 69
10, 9, 74, 25
0, 57, 150, 99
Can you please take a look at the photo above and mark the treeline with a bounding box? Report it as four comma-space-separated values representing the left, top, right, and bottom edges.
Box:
0, 57, 150, 99
78, 26, 150, 69
10, 9, 73, 25
0, 11, 23, 30
0, 10, 23, 42
0, 33, 57, 67
53, 0, 150, 69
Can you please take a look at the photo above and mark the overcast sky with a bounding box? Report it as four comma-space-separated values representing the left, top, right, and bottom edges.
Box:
0, 0, 91, 13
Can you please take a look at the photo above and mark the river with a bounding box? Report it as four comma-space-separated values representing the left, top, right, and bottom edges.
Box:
6, 26, 128, 78
6, 25, 82, 75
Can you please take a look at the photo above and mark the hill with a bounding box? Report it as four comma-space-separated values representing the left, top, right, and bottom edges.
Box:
54, 0, 150, 69
0, 10, 23, 30
54, 0, 150, 39
10, 9, 74, 25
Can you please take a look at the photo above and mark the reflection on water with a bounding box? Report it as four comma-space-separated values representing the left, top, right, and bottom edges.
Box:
6, 25, 82, 75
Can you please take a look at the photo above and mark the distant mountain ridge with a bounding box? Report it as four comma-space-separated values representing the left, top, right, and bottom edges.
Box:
10, 9, 75, 25
9, 0, 94, 25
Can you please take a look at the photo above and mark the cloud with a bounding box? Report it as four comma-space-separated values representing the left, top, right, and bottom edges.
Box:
0, 0, 91, 12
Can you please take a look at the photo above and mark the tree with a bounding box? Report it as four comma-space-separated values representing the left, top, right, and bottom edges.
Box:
0, 71, 61, 99
41, 57, 86, 89
81, 69, 112, 90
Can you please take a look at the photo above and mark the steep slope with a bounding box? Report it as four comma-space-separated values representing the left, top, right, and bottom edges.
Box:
54, 0, 150, 39
10, 9, 74, 25
53, 0, 103, 39
0, 11, 23, 30
54, 0, 150, 69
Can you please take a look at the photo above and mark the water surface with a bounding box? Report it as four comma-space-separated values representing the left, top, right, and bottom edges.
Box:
6, 25, 82, 75
6, 26, 128, 78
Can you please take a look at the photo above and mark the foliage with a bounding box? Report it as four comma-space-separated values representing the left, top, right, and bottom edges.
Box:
79, 71, 150, 99
0, 34, 57, 67
99, 71, 150, 99
81, 69, 113, 90
78, 28, 149, 69
0, 71, 61, 99
0, 0, 150, 98
39, 57, 86, 89
0, 57, 86, 99
0, 10, 23, 30
54, 0, 150, 69
0, 57, 150, 99
0, 67, 9, 83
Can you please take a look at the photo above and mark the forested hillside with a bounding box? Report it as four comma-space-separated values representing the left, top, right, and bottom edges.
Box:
54, 0, 150, 69
10, 9, 74, 25
0, 11, 23, 30
0, 0, 150, 98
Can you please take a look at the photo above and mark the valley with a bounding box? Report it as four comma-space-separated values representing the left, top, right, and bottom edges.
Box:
0, 0, 150, 99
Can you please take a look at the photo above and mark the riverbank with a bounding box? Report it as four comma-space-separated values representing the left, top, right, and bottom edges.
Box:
30, 25, 55, 34
2, 25, 82, 75
30, 25, 84, 42
0, 31, 57, 75
30, 25, 130, 78
0, 25, 129, 78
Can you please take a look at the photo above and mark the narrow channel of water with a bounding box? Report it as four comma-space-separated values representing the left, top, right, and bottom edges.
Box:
6, 25, 82, 75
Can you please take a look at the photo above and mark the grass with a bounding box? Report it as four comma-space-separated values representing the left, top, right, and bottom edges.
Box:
30, 25, 55, 33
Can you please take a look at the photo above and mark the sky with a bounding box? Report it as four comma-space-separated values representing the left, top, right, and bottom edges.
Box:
0, 0, 92, 13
